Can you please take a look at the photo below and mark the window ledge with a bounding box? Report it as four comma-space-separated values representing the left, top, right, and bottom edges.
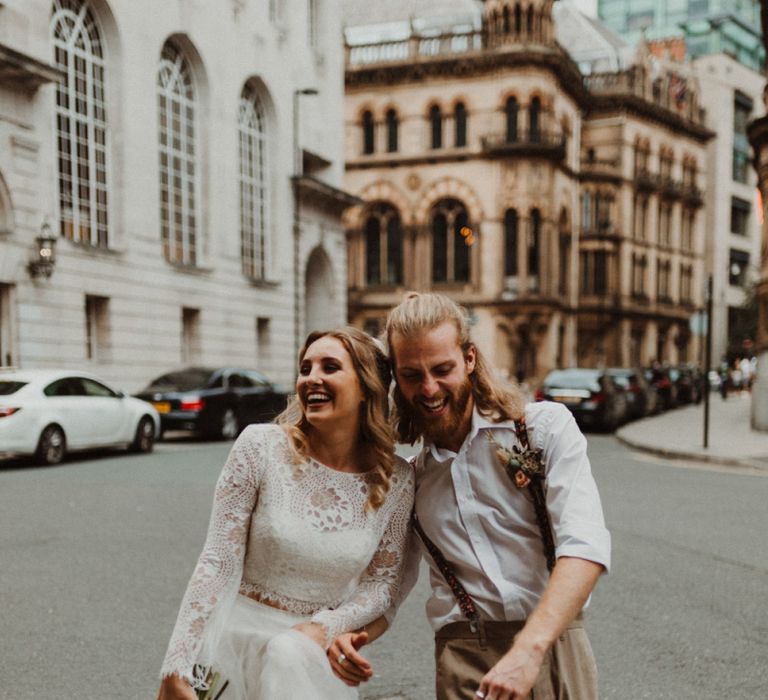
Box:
247, 277, 281, 289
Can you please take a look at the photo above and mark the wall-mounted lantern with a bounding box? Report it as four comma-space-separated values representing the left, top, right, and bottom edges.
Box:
28, 220, 57, 279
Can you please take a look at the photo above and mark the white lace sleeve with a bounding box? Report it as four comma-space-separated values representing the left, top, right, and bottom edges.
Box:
159, 426, 265, 686
310, 465, 415, 646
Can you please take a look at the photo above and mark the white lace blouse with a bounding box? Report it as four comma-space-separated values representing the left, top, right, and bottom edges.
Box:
160, 424, 415, 686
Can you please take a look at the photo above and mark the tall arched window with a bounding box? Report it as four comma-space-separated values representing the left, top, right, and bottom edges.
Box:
526, 6, 534, 36
504, 208, 518, 277
385, 109, 398, 153
362, 110, 375, 155
529, 96, 541, 143
364, 203, 402, 285
454, 102, 467, 148
239, 84, 268, 280
429, 105, 442, 149
502, 6, 511, 33
515, 4, 522, 34
506, 96, 519, 142
431, 198, 470, 283
157, 41, 198, 266
529, 208, 541, 277
52, 0, 109, 247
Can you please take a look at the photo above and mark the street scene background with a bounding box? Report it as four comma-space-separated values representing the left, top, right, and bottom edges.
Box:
1, 414, 767, 699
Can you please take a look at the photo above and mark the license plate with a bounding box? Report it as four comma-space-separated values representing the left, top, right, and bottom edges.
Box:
153, 401, 171, 414
552, 395, 580, 405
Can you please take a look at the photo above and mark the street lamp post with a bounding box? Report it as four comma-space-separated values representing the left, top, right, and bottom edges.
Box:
292, 88, 318, 366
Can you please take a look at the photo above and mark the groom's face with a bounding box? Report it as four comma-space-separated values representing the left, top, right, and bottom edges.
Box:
390, 322, 476, 448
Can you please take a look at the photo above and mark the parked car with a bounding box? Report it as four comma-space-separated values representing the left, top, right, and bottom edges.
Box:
606, 368, 658, 419
669, 365, 704, 405
536, 368, 628, 431
0, 369, 159, 465
643, 366, 678, 410
135, 367, 288, 439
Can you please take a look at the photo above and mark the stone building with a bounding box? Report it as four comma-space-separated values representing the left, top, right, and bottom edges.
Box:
342, 0, 711, 382
0, 0, 351, 391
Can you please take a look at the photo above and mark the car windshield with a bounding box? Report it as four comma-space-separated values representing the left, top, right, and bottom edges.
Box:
146, 369, 216, 392
544, 370, 600, 390
0, 381, 26, 395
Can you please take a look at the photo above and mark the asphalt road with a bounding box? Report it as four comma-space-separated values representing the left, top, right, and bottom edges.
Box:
0, 433, 766, 699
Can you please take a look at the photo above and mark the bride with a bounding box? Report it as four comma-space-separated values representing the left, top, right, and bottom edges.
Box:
157, 327, 414, 699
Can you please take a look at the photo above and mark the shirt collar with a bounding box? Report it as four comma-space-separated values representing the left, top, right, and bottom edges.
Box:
425, 406, 499, 462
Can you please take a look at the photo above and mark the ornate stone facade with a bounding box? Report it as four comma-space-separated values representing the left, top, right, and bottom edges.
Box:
344, 0, 710, 383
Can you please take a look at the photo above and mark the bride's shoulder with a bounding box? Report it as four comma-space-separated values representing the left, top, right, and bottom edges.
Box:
390, 454, 416, 492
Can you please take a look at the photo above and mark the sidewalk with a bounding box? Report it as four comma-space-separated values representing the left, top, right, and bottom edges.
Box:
615, 391, 768, 470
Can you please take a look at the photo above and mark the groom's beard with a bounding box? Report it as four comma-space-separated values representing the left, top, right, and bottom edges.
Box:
407, 377, 473, 448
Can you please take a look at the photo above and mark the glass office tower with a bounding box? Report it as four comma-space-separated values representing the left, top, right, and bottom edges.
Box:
597, 0, 764, 70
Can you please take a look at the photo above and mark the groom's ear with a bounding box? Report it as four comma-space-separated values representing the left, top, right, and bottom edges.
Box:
464, 344, 477, 374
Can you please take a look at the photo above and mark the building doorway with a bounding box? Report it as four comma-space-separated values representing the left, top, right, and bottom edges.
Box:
304, 246, 337, 334
0, 284, 16, 367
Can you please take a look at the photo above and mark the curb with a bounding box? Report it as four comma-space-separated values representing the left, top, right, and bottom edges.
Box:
615, 432, 768, 471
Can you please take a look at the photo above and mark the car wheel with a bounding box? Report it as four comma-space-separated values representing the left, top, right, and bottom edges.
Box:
34, 425, 66, 466
131, 416, 156, 453
220, 408, 239, 440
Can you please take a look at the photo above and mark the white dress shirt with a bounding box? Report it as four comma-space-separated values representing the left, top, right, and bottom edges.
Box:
396, 401, 611, 632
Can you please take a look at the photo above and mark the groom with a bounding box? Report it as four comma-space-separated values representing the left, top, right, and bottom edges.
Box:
331, 292, 611, 700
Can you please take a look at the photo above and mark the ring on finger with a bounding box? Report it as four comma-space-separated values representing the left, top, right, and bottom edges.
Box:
338, 653, 346, 665
474, 691, 485, 699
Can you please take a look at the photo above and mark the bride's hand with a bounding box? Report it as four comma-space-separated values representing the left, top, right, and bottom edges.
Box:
292, 621, 327, 648
156, 674, 197, 700
327, 631, 373, 687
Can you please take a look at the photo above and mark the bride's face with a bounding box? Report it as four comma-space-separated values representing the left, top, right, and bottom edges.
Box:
297, 336, 364, 431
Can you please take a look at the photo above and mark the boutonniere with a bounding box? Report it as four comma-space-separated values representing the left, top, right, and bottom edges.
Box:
485, 432, 545, 490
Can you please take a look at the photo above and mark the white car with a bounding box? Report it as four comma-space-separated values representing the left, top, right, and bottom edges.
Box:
0, 369, 160, 465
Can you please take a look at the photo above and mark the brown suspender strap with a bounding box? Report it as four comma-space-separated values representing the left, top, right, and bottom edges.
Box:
512, 419, 556, 573
413, 418, 556, 639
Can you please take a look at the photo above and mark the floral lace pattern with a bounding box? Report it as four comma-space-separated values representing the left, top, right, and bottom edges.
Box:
160, 424, 414, 684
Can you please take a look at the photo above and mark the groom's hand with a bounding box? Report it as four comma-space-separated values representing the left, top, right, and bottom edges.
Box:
327, 631, 373, 686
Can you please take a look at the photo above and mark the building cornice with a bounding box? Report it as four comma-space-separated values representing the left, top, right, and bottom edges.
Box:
346, 46, 589, 107
0, 42, 63, 92
292, 175, 364, 217
587, 96, 714, 142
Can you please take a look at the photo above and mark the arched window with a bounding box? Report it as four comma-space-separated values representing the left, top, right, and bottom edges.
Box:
429, 105, 442, 149
431, 198, 470, 283
515, 4, 522, 34
157, 41, 198, 266
529, 208, 541, 277
504, 208, 518, 277
364, 203, 402, 285
454, 102, 467, 148
529, 96, 541, 143
527, 6, 534, 36
239, 84, 268, 280
502, 6, 511, 33
385, 109, 398, 153
362, 110, 375, 155
52, 0, 109, 247
506, 96, 519, 142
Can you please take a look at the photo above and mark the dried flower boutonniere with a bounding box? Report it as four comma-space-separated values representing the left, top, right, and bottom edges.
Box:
485, 428, 556, 572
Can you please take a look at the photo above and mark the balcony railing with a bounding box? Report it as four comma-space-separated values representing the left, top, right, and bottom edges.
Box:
660, 176, 684, 198
346, 30, 484, 67
634, 168, 660, 191
681, 183, 703, 205
481, 130, 566, 159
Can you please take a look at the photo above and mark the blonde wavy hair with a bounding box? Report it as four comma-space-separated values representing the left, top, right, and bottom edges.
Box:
276, 326, 395, 510
385, 292, 526, 444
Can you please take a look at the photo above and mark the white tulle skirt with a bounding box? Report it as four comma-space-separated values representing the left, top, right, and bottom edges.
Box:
208, 594, 358, 700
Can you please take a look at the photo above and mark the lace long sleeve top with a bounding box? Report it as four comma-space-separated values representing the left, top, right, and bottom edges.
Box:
160, 424, 415, 687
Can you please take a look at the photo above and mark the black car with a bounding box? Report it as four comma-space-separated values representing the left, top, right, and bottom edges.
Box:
643, 366, 678, 410
135, 367, 288, 439
669, 365, 704, 405
536, 368, 628, 431
606, 368, 658, 419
